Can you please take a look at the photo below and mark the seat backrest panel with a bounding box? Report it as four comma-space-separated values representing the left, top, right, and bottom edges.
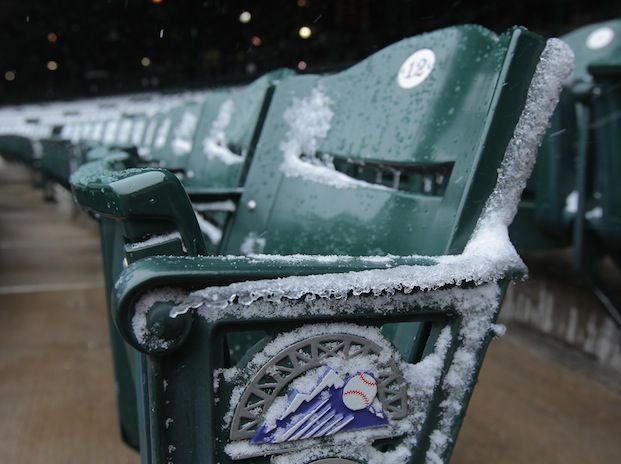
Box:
320, 27, 501, 165
157, 102, 201, 169
223, 26, 545, 257
184, 70, 293, 189
561, 19, 621, 83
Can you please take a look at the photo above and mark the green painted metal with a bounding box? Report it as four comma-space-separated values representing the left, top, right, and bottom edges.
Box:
572, 56, 621, 326
71, 154, 207, 448
69, 25, 550, 463
72, 159, 207, 256
589, 57, 621, 252
98, 218, 141, 449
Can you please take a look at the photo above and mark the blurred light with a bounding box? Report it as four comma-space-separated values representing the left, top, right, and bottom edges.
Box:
239, 11, 251, 24
151, 0, 163, 4
297, 60, 307, 71
141, 57, 151, 67
298, 26, 312, 39
46, 60, 58, 71
47, 32, 58, 43
245, 62, 257, 75
251, 36, 262, 47
297, 0, 307, 6
4, 71, 16, 81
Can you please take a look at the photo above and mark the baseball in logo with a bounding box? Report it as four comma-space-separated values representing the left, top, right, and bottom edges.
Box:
342, 372, 378, 410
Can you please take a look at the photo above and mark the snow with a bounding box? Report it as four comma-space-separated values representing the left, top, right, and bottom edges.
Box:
132, 287, 186, 350
131, 119, 146, 146
154, 117, 171, 149
202, 99, 244, 165
92, 122, 105, 142
239, 232, 266, 255
193, 200, 237, 213
565, 190, 578, 213
117, 119, 133, 144
102, 120, 119, 144
143, 118, 158, 147
476, 38, 575, 234
193, 212, 222, 245
171, 110, 198, 156
491, 324, 507, 337
124, 231, 183, 252
279, 87, 382, 190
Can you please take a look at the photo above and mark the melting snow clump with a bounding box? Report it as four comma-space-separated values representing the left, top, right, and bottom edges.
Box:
203, 99, 244, 165
279, 86, 383, 190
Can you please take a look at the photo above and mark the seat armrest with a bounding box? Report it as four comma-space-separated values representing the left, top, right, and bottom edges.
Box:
71, 158, 207, 256
113, 252, 524, 353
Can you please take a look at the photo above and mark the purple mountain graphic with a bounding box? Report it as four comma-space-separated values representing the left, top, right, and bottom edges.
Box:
252, 368, 389, 444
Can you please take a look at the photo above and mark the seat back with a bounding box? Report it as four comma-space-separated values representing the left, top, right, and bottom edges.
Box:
224, 26, 546, 257
184, 70, 293, 190
39, 138, 79, 187
153, 102, 201, 169
564, 20, 621, 85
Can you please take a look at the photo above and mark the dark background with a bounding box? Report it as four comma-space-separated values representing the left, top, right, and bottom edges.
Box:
0, 0, 617, 105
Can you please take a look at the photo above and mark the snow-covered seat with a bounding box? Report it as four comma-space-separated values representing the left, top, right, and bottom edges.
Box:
73, 26, 572, 464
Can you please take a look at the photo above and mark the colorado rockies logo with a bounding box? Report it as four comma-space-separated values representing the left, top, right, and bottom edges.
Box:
228, 331, 408, 447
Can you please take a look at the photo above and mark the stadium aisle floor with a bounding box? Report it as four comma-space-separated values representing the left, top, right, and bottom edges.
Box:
0, 160, 619, 463
0, 161, 137, 464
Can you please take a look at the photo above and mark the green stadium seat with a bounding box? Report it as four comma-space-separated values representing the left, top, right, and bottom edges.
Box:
71, 25, 572, 463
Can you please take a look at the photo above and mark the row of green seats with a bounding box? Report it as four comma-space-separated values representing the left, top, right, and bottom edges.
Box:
66, 70, 292, 450
510, 19, 621, 325
70, 24, 572, 464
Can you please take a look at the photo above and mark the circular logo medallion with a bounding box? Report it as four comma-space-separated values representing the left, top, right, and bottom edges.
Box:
397, 49, 435, 89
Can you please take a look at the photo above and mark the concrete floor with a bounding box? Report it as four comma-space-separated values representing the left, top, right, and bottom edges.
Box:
1, 160, 619, 463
